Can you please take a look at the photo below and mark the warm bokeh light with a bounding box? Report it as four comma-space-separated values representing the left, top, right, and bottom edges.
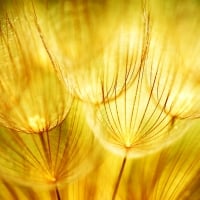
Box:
0, 0, 199, 200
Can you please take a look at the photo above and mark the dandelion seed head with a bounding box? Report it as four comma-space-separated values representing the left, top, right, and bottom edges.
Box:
0, 10, 73, 133
0, 0, 199, 199
59, 23, 144, 104
0, 100, 101, 188
43, 0, 146, 105
85, 77, 188, 159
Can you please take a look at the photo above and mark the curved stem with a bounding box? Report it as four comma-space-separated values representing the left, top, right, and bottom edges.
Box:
112, 155, 127, 200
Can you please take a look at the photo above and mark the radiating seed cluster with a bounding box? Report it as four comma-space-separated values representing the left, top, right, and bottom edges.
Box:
0, 0, 199, 199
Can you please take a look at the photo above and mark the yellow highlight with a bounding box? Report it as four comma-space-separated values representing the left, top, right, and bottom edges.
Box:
28, 115, 46, 132
0, 0, 199, 200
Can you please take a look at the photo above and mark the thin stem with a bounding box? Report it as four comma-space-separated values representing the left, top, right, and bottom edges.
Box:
112, 155, 127, 200
56, 186, 61, 200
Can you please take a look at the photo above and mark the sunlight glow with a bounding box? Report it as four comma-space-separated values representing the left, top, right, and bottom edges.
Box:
0, 0, 199, 199
28, 115, 46, 132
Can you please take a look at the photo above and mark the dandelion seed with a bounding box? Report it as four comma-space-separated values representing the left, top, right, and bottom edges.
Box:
84, 1, 187, 159
145, 0, 200, 120
86, 69, 189, 159
0, 9, 72, 133
84, 1, 194, 198
41, 1, 149, 105
0, 100, 100, 189
0, 0, 199, 200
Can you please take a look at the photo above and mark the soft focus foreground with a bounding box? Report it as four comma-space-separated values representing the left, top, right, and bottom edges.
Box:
0, 0, 199, 199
